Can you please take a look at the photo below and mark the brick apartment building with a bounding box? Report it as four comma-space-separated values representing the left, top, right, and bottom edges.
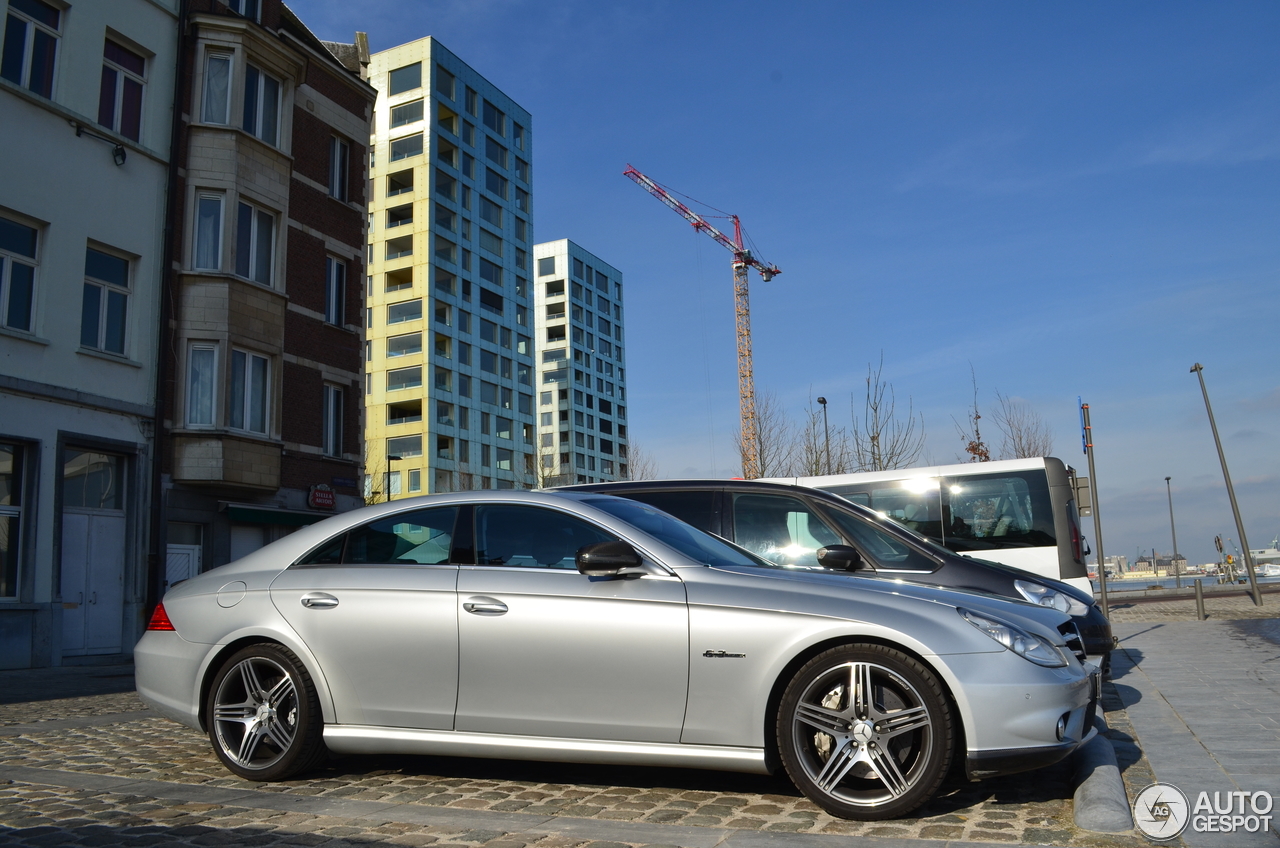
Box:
159, 0, 375, 584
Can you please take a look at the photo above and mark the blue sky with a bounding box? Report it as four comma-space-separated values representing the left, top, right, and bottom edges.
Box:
291, 0, 1280, 569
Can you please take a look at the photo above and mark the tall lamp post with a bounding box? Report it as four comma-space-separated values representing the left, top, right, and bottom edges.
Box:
386, 454, 402, 503
1190, 363, 1262, 605
1165, 476, 1181, 589
817, 397, 831, 475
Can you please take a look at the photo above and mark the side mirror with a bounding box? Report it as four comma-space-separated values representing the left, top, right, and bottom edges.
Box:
817, 544, 864, 571
576, 540, 644, 577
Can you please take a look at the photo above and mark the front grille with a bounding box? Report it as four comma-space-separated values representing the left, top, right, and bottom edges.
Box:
1058, 621, 1087, 664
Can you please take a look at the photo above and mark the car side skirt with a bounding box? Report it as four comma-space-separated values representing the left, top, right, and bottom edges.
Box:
324, 726, 771, 774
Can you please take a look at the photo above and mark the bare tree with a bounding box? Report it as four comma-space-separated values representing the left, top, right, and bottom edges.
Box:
736, 389, 795, 478
952, 367, 991, 462
850, 357, 926, 472
793, 396, 853, 476
622, 442, 660, 480
992, 391, 1054, 459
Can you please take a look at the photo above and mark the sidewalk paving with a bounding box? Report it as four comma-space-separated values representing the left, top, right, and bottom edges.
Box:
1110, 614, 1280, 847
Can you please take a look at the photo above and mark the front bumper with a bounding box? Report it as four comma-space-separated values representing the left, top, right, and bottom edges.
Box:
964, 665, 1100, 780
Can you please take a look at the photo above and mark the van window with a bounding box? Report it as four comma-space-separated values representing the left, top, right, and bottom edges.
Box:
945, 472, 1055, 550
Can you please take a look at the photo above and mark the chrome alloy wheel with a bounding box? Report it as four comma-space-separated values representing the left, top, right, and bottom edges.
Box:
791, 660, 935, 808
212, 656, 299, 772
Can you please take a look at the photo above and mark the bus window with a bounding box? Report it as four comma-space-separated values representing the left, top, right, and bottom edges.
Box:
826, 481, 944, 544
944, 472, 1055, 550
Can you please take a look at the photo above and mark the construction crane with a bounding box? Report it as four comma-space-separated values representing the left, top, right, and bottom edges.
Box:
622, 165, 782, 479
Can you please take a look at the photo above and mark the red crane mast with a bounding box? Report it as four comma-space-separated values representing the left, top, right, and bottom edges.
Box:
622, 165, 781, 479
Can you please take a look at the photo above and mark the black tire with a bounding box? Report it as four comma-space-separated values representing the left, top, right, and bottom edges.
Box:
776, 643, 953, 820
206, 643, 327, 781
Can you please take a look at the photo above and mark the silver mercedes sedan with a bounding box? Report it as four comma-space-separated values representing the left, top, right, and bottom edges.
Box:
135, 490, 1098, 820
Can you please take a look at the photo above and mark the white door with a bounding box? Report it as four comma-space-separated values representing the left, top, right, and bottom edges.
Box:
165, 544, 202, 589
61, 511, 126, 655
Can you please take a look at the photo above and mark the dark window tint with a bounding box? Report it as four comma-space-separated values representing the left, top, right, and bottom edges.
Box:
942, 471, 1056, 551
300, 534, 344, 565
474, 505, 614, 569
731, 493, 840, 568
344, 507, 458, 564
619, 490, 717, 535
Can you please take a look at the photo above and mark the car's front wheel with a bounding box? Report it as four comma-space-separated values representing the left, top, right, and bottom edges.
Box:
777, 643, 953, 820
206, 643, 326, 781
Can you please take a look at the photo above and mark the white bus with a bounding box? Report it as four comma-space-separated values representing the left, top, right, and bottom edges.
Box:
767, 456, 1090, 595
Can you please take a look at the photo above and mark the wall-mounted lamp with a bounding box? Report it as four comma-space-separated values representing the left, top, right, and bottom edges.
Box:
70, 121, 127, 166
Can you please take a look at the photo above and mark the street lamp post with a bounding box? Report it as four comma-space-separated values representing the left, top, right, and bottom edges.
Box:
1165, 476, 1180, 589
386, 454, 402, 503
817, 397, 831, 475
1190, 363, 1262, 605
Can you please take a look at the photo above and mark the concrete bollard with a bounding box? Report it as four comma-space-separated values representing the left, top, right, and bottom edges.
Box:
1195, 578, 1206, 620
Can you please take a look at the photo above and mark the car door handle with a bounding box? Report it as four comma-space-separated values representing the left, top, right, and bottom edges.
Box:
301, 593, 339, 609
463, 597, 508, 616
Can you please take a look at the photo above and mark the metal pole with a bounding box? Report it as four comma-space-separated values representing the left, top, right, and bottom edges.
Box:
1165, 476, 1180, 589
1194, 579, 1206, 620
817, 396, 831, 475
386, 454, 402, 503
1081, 402, 1110, 617
1190, 363, 1262, 605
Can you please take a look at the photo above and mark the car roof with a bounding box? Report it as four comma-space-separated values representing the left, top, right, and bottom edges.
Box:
557, 478, 858, 507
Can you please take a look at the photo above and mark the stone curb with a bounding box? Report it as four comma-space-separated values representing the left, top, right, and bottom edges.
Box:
1072, 715, 1134, 833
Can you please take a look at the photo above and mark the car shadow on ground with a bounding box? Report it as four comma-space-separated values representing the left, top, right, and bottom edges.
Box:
0, 664, 136, 705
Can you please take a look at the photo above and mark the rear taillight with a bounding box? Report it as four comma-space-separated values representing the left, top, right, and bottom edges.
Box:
146, 602, 176, 631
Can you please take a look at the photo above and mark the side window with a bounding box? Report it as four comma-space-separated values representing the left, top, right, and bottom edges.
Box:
820, 506, 938, 572
943, 472, 1055, 548
826, 482, 945, 545
475, 505, 615, 569
343, 507, 458, 565
730, 494, 840, 568
621, 491, 717, 535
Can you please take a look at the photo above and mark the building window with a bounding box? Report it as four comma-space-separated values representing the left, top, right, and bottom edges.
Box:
229, 349, 269, 434
515, 217, 528, 243
0, 215, 38, 332
515, 158, 529, 183
485, 168, 508, 200
0, 441, 25, 598
513, 122, 525, 150
387, 169, 413, 197
186, 344, 217, 426
436, 435, 453, 460
479, 258, 502, 287
408, 468, 421, 492
386, 332, 422, 357
328, 137, 349, 200
0, 0, 60, 99
80, 247, 129, 354
201, 52, 231, 124
434, 235, 457, 264
434, 367, 452, 392
484, 135, 508, 169
227, 0, 260, 20
437, 102, 458, 134
387, 434, 422, 458
479, 228, 502, 258
514, 187, 529, 213
461, 121, 475, 146
242, 63, 280, 146
235, 201, 274, 285
324, 256, 345, 325
386, 298, 422, 325
390, 98, 423, 129
390, 132, 423, 162
482, 100, 506, 136
464, 86, 477, 116
388, 62, 421, 95
386, 365, 422, 391
435, 64, 455, 99
98, 40, 145, 142
479, 196, 502, 229
322, 384, 343, 457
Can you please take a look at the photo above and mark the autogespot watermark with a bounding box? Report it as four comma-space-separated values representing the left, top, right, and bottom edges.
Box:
1133, 782, 1275, 840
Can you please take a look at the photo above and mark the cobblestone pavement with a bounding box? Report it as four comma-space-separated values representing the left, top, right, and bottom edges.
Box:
0, 679, 1150, 848
1104, 588, 1278, 623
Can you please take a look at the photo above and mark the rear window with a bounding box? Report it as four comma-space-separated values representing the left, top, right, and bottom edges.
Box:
616, 490, 717, 533
583, 497, 763, 569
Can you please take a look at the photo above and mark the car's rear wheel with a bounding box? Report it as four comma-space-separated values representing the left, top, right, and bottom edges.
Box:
207, 643, 326, 781
777, 643, 953, 820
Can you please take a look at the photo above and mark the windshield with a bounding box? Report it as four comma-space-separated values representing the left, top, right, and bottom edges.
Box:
583, 497, 772, 569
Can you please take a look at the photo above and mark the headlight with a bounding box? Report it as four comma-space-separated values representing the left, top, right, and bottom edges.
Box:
959, 608, 1068, 667
1014, 579, 1089, 617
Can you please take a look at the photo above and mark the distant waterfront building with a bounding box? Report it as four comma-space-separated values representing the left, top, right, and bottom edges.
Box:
364, 38, 536, 495
1103, 555, 1128, 573
532, 240, 629, 485
0, 0, 178, 667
